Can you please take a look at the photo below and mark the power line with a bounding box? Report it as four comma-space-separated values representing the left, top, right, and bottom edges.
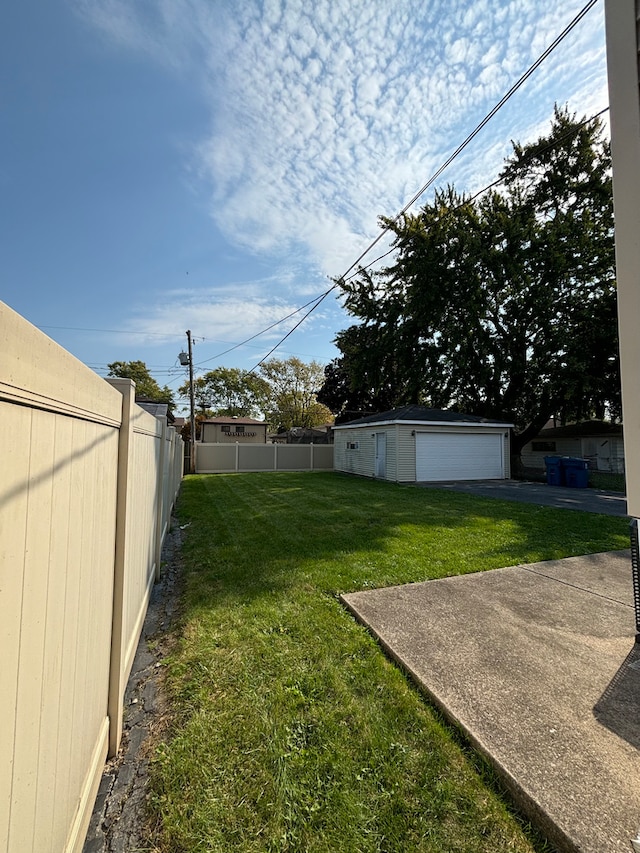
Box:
48, 0, 601, 378
35, 324, 187, 339
192, 291, 332, 367
334, 0, 600, 286
245, 286, 336, 372
341, 105, 610, 283
83, 104, 609, 384
245, 0, 600, 372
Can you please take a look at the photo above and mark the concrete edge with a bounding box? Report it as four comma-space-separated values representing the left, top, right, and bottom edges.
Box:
339, 592, 580, 853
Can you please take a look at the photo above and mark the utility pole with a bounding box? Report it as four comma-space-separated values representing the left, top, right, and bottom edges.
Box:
186, 330, 196, 474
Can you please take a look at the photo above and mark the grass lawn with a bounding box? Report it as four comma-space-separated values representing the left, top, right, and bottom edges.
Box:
150, 472, 629, 853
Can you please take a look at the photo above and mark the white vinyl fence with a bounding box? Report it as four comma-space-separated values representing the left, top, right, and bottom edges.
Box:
0, 303, 182, 853
196, 441, 334, 473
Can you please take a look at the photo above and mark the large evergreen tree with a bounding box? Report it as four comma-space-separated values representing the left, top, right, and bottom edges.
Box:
320, 108, 620, 453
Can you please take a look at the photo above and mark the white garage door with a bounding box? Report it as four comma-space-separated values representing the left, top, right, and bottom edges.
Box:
416, 432, 504, 481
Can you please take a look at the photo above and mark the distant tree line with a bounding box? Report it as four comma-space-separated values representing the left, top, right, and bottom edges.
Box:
108, 357, 334, 435
179, 357, 333, 433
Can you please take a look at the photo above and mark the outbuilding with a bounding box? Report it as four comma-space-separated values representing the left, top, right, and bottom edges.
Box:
200, 416, 268, 444
333, 405, 513, 483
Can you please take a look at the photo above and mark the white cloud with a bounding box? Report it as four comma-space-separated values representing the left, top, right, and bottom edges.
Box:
120, 271, 334, 348
73, 0, 608, 283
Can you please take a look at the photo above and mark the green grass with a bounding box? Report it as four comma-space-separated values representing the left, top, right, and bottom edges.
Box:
150, 473, 628, 853
589, 471, 626, 492
512, 467, 626, 493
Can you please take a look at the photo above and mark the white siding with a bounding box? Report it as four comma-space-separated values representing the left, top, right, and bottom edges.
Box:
610, 438, 626, 474
383, 428, 397, 480
521, 438, 581, 470
333, 428, 377, 478
334, 422, 510, 482
520, 436, 625, 474
582, 436, 625, 474
396, 425, 418, 482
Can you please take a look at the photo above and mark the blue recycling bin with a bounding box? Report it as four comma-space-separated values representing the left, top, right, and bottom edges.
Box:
544, 456, 564, 486
562, 457, 589, 488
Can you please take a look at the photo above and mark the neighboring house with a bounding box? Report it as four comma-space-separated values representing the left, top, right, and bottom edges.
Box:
520, 421, 624, 474
201, 416, 268, 444
333, 404, 513, 483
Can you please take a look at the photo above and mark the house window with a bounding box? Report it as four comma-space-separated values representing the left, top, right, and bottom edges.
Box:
532, 440, 556, 452
347, 441, 359, 450
235, 425, 245, 434
221, 425, 231, 433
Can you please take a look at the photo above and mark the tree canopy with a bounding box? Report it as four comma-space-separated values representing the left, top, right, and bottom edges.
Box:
179, 367, 270, 419
178, 357, 333, 432
259, 357, 333, 431
318, 107, 620, 453
107, 360, 175, 413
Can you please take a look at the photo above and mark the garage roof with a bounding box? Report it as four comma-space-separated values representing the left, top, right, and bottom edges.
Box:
535, 420, 622, 439
334, 404, 513, 430
201, 416, 266, 425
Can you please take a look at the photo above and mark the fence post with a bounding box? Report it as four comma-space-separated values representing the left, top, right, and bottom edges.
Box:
630, 519, 640, 642
274, 441, 278, 471
310, 441, 314, 471
105, 377, 134, 757
169, 429, 180, 520
154, 418, 167, 581
175, 431, 183, 499
235, 441, 239, 472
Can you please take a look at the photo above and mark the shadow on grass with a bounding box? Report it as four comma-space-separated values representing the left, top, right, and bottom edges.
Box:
177, 472, 629, 607
159, 473, 619, 853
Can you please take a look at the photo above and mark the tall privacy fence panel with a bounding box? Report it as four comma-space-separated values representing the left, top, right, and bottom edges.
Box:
0, 303, 182, 853
196, 441, 334, 473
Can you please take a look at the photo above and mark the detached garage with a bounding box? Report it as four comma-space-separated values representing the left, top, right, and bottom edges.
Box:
333, 405, 513, 483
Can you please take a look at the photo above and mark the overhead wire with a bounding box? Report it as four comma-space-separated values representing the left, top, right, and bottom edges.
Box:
245, 0, 600, 372
35, 324, 187, 339
244, 284, 336, 371
192, 290, 334, 367
340, 104, 610, 283
83, 97, 608, 385
191, 101, 607, 378
52, 0, 601, 379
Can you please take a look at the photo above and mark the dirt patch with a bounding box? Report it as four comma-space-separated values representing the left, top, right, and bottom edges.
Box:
82, 523, 184, 853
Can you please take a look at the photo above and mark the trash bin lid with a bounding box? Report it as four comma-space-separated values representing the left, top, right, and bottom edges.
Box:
563, 457, 588, 467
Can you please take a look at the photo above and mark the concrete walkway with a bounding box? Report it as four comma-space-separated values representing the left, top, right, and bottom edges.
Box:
419, 479, 628, 516
342, 551, 640, 853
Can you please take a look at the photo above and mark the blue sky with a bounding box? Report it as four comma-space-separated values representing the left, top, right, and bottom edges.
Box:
1, 0, 608, 405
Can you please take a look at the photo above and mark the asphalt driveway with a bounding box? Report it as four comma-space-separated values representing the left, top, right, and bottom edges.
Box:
419, 479, 628, 516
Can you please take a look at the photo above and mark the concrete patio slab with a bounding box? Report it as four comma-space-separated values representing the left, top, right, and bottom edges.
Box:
342, 551, 640, 853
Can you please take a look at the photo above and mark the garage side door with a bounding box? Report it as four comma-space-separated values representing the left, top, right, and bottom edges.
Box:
416, 432, 503, 481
